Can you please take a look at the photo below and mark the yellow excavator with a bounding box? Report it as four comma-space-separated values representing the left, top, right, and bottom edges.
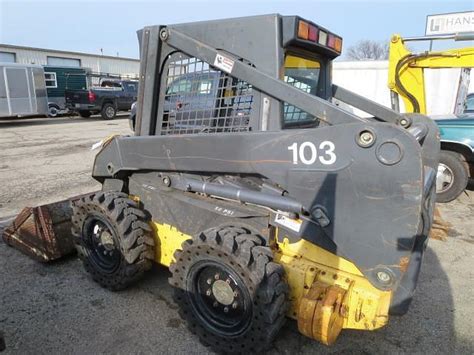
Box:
388, 32, 474, 115
387, 33, 474, 237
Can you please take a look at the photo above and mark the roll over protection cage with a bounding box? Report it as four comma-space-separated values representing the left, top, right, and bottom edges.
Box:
135, 21, 416, 137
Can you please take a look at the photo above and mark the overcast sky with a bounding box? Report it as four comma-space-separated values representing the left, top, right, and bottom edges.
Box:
0, 0, 472, 59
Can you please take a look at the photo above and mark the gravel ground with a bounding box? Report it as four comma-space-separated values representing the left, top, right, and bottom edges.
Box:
0, 116, 473, 354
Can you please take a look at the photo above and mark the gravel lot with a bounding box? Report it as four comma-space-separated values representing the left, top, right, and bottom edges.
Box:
0, 116, 473, 354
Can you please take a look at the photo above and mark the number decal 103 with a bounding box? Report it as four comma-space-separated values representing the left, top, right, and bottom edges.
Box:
288, 141, 337, 165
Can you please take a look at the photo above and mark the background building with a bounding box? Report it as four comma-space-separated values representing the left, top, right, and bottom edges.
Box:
0, 44, 140, 77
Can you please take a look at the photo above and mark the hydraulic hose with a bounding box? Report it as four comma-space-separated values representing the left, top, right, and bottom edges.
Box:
395, 52, 457, 113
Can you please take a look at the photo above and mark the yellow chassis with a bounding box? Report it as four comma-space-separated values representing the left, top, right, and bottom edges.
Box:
151, 220, 392, 345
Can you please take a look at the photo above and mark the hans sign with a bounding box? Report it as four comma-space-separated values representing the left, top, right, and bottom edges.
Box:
426, 11, 474, 36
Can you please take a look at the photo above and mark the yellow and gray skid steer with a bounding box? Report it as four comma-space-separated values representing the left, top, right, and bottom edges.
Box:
6, 15, 441, 353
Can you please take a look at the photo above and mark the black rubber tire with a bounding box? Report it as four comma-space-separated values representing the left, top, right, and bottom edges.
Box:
48, 104, 60, 118
78, 110, 91, 118
71, 192, 155, 291
436, 150, 469, 203
169, 226, 288, 353
101, 103, 117, 120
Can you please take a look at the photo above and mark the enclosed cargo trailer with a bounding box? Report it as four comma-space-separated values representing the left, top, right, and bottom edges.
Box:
0, 63, 48, 118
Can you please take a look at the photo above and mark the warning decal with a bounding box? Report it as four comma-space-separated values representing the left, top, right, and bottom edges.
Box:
274, 214, 302, 233
214, 53, 234, 74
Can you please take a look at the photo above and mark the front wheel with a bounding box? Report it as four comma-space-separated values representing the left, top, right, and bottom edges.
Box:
436, 150, 469, 203
71, 192, 155, 290
101, 103, 117, 120
169, 226, 288, 353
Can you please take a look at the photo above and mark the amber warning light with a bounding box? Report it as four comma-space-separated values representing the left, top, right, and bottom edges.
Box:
297, 20, 343, 53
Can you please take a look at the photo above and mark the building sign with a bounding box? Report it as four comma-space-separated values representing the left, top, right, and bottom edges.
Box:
426, 11, 474, 36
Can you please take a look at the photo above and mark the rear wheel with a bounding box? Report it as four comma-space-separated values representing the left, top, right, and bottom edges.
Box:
78, 110, 91, 118
436, 150, 469, 203
169, 226, 288, 353
71, 192, 154, 290
101, 103, 117, 120
48, 104, 60, 118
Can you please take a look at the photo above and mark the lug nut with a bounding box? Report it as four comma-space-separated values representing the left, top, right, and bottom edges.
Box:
233, 291, 238, 298
207, 278, 212, 285
213, 301, 219, 307
214, 274, 220, 280
206, 289, 212, 296
226, 278, 231, 284
232, 302, 238, 309
223, 307, 229, 313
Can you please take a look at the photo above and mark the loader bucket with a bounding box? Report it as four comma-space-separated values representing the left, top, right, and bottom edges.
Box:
2, 200, 75, 262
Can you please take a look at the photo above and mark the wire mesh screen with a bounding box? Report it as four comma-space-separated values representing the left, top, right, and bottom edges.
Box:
161, 55, 253, 135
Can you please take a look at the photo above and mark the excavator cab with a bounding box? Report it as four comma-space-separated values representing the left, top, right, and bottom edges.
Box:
68, 15, 440, 352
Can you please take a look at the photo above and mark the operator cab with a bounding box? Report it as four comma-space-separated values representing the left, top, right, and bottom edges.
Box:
144, 15, 343, 135
282, 18, 342, 127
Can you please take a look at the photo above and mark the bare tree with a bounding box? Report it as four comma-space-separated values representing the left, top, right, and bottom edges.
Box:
345, 40, 389, 60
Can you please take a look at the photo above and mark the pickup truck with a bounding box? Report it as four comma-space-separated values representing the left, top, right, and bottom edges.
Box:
435, 114, 474, 202
65, 80, 138, 119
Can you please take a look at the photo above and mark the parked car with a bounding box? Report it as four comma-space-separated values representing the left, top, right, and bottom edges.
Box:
65, 79, 138, 119
435, 114, 474, 202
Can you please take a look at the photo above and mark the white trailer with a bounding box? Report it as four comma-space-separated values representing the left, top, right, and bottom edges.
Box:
0, 63, 48, 118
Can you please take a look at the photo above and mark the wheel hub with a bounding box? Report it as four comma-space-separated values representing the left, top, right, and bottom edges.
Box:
188, 261, 252, 336
106, 107, 115, 117
84, 215, 120, 273
436, 163, 454, 193
93, 224, 115, 250
100, 230, 115, 251
212, 279, 235, 306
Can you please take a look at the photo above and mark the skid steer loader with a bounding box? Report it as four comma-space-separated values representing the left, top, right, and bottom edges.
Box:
69, 15, 439, 352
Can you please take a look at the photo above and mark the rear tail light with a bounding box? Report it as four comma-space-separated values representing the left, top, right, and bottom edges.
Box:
327, 34, 336, 48
308, 25, 318, 42
296, 19, 342, 53
334, 37, 343, 52
88, 91, 96, 103
298, 21, 309, 40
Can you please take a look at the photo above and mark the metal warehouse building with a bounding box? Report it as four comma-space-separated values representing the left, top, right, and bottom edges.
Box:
0, 44, 140, 77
